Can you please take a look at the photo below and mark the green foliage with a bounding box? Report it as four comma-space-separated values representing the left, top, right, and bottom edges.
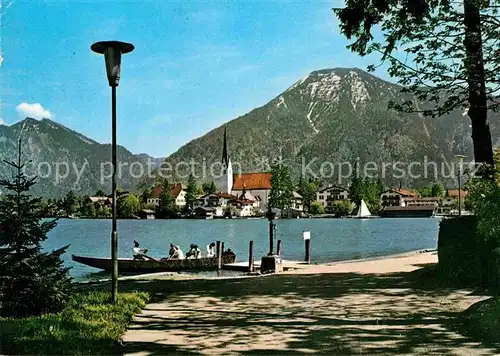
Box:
327, 200, 353, 217
348, 167, 382, 213
117, 194, 140, 218
185, 174, 197, 211
62, 190, 77, 216
431, 183, 445, 199
0, 291, 149, 355
157, 180, 177, 218
96, 205, 111, 218
140, 187, 152, 204
0, 142, 72, 317
335, 0, 498, 164
202, 181, 217, 195
460, 297, 500, 343
419, 186, 432, 197
309, 202, 325, 215
94, 190, 106, 197
297, 177, 317, 211
79, 198, 96, 218
269, 163, 294, 212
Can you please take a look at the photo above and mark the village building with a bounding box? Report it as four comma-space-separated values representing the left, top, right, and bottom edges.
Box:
85, 196, 112, 208
442, 189, 468, 207
315, 185, 349, 208
380, 188, 420, 207
147, 183, 186, 208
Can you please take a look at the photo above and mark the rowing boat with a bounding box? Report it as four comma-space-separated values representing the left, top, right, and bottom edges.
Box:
71, 254, 236, 273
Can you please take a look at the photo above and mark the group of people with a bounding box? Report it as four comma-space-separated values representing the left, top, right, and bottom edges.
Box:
132, 240, 229, 260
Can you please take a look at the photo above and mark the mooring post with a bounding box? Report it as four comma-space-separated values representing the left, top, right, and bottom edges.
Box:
277, 239, 282, 259
304, 239, 311, 264
249, 240, 254, 272
221, 242, 225, 255
216, 240, 222, 270
303, 231, 311, 264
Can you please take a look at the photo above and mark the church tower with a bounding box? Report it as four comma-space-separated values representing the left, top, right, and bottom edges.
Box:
219, 126, 233, 195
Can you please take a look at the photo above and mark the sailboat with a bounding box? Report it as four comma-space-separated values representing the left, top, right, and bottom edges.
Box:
353, 199, 375, 219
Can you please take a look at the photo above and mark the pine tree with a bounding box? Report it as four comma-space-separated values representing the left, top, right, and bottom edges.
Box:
0, 140, 72, 317
269, 163, 294, 216
157, 180, 176, 218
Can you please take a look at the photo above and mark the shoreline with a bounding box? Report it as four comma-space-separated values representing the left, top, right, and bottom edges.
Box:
75, 247, 438, 284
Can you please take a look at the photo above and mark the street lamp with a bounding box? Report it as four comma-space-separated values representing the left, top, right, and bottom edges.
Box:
265, 206, 276, 255
454, 154, 467, 216
91, 41, 134, 303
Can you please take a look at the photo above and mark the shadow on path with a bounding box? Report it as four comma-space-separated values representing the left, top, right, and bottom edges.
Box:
86, 264, 498, 355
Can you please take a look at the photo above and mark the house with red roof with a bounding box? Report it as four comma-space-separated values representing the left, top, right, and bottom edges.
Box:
147, 183, 186, 208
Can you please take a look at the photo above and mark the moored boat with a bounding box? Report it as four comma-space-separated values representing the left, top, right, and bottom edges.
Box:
71, 254, 236, 273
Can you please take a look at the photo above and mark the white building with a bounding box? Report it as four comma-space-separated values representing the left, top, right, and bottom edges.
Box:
316, 185, 349, 208
380, 188, 419, 207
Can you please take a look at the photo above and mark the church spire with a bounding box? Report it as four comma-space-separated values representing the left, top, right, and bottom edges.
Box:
222, 125, 229, 167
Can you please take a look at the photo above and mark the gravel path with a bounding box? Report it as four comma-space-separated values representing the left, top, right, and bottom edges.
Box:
121, 251, 497, 355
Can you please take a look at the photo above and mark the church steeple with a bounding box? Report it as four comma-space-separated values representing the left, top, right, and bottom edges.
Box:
219, 125, 233, 195
222, 125, 229, 168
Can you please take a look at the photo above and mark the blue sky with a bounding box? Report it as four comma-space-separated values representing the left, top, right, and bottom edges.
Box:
0, 0, 390, 157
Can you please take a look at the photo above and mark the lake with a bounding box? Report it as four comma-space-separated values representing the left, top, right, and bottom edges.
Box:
43, 217, 441, 281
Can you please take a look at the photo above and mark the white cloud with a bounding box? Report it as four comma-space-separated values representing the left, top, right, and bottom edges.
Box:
16, 102, 52, 120
0, 119, 6, 126
0, 51, 4, 67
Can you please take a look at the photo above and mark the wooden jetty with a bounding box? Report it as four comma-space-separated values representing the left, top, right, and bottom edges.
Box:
223, 259, 308, 272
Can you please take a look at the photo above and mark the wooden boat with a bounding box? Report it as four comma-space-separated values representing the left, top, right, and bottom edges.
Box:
71, 254, 236, 273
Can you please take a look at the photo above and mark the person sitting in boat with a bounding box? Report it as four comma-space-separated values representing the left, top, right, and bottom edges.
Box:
186, 244, 202, 259
222, 248, 235, 257
168, 244, 185, 260
206, 242, 216, 258
132, 240, 148, 260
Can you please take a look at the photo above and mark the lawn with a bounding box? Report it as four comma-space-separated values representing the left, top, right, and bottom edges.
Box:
0, 291, 149, 355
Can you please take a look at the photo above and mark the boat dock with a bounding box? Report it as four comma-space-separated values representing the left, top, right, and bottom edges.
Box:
223, 259, 309, 272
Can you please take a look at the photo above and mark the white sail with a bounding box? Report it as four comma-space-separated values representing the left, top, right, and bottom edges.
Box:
356, 199, 371, 218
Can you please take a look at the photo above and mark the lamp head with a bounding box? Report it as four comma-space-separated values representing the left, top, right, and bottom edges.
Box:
91, 41, 134, 87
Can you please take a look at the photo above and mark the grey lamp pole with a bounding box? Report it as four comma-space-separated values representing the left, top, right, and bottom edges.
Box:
91, 41, 134, 303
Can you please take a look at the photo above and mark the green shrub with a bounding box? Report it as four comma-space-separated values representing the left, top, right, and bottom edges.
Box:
309, 202, 324, 215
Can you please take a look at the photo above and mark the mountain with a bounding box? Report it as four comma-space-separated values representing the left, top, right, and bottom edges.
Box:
0, 118, 161, 198
156, 68, 500, 188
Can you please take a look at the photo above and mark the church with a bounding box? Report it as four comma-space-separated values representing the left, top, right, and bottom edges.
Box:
219, 126, 272, 212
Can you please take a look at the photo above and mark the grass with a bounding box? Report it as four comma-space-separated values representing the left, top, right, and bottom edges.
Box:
460, 296, 500, 344
0, 291, 149, 355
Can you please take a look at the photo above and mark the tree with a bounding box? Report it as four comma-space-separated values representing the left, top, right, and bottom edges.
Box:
328, 200, 353, 217
0, 141, 72, 317
335, 0, 499, 166
95, 189, 107, 197
62, 190, 78, 216
79, 197, 97, 218
157, 179, 177, 218
185, 175, 198, 211
117, 194, 140, 218
96, 204, 111, 218
419, 186, 433, 197
348, 164, 363, 207
309, 202, 325, 215
269, 163, 294, 216
141, 187, 152, 204
297, 176, 317, 211
431, 183, 445, 199
202, 181, 217, 195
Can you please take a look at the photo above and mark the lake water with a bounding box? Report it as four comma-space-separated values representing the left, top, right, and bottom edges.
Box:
43, 217, 441, 281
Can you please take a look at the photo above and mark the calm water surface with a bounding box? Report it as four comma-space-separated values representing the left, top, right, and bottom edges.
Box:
43, 217, 440, 281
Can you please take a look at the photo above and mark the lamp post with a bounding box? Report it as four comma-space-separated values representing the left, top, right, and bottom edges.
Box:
91, 41, 134, 303
454, 155, 467, 217
265, 206, 276, 256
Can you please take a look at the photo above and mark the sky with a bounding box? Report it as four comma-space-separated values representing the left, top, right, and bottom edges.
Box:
0, 0, 390, 157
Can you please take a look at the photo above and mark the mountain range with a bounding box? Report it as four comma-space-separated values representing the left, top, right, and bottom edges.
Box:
0, 118, 162, 198
1, 67, 498, 198
153, 68, 499, 187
